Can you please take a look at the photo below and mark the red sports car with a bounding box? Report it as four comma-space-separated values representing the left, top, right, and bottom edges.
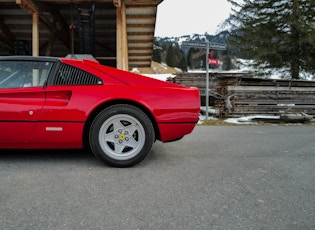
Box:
0, 56, 200, 167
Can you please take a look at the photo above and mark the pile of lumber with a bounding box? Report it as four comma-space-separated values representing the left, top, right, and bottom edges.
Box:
173, 73, 315, 117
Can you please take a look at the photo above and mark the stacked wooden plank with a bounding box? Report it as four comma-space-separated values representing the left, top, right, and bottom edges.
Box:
173, 73, 315, 117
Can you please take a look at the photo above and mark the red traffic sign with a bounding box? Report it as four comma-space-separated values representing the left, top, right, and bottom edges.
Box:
208, 58, 219, 65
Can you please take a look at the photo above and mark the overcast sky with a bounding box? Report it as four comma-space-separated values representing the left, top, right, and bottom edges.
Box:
155, 0, 235, 37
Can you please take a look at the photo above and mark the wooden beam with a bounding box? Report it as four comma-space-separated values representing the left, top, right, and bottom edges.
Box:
116, 2, 128, 70
32, 0, 112, 3
44, 18, 57, 56
16, 0, 70, 52
32, 13, 39, 56
113, 0, 121, 7
38, 7, 70, 48
35, 2, 71, 50
16, 0, 39, 14
124, 0, 163, 6
116, 5, 122, 68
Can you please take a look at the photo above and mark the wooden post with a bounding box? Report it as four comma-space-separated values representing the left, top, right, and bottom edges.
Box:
116, 1, 128, 70
113, 0, 121, 7
16, 0, 40, 56
32, 13, 39, 56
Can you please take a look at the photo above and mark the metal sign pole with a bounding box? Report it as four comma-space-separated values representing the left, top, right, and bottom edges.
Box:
205, 42, 209, 121
182, 41, 226, 121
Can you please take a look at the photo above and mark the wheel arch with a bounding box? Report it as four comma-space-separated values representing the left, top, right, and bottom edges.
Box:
82, 99, 160, 149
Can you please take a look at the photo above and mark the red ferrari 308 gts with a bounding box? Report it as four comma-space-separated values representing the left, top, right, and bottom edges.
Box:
0, 56, 200, 167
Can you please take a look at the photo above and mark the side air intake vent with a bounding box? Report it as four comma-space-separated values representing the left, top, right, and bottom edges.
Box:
53, 63, 103, 86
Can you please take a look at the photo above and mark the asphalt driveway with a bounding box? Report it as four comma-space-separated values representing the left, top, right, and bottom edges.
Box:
0, 126, 314, 230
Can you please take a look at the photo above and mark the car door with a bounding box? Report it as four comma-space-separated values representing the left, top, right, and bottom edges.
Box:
0, 60, 52, 144
28, 61, 98, 147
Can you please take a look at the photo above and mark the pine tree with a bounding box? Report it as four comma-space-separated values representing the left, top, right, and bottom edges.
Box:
228, 0, 315, 79
178, 53, 188, 72
161, 44, 168, 63
166, 44, 177, 68
173, 45, 187, 71
152, 39, 162, 63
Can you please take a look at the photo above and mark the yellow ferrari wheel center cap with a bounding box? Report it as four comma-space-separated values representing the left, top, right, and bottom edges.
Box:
119, 134, 125, 141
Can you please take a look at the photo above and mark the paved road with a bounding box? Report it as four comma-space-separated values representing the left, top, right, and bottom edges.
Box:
0, 126, 314, 230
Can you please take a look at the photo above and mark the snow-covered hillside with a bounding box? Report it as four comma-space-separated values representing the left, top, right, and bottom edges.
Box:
155, 31, 230, 48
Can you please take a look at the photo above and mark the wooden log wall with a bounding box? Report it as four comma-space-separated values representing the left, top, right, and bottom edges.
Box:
173, 73, 315, 117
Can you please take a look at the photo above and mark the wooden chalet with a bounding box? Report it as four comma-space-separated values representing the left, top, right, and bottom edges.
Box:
0, 0, 163, 70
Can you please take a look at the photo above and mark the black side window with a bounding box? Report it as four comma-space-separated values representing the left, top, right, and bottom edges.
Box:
52, 63, 103, 86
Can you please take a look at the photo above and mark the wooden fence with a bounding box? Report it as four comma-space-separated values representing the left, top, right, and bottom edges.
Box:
173, 73, 315, 117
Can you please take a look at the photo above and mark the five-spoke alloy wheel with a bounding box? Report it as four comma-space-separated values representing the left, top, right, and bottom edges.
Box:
89, 104, 155, 167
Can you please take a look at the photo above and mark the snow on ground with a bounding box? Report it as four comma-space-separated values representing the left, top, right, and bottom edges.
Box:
142, 73, 175, 81
198, 107, 279, 124
198, 107, 314, 124
198, 113, 315, 125
224, 115, 279, 124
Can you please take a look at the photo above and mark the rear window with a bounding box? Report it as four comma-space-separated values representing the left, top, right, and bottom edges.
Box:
52, 63, 103, 86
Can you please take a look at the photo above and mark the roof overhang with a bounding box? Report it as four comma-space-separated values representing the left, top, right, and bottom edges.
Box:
0, 0, 163, 69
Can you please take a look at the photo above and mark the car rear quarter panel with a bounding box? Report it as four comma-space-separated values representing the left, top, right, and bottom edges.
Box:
42, 85, 200, 123
41, 84, 199, 143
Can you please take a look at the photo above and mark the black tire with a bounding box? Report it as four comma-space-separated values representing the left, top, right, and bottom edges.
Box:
89, 104, 155, 167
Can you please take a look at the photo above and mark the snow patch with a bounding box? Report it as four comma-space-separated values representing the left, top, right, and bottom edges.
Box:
224, 115, 279, 124
143, 74, 175, 81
